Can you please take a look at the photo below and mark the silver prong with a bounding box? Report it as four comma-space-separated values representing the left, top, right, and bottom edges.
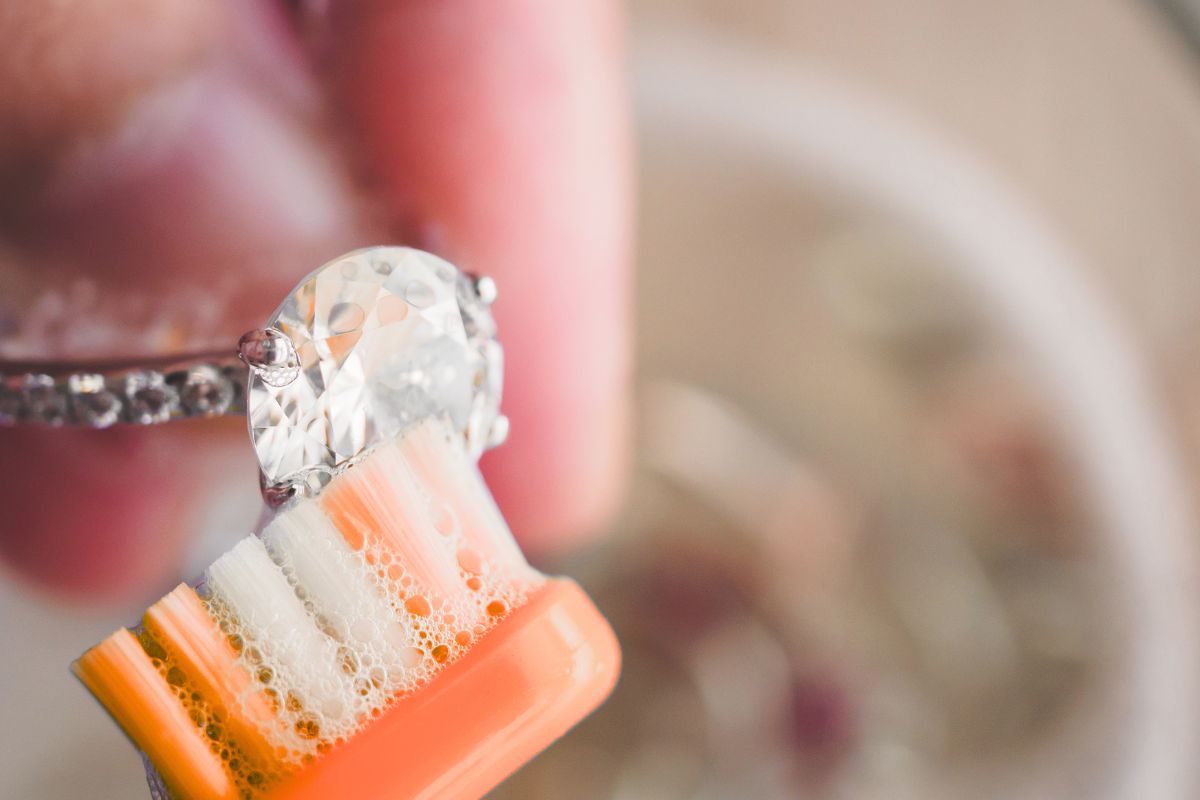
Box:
260, 473, 297, 508
238, 328, 301, 387
487, 414, 510, 448
474, 275, 498, 305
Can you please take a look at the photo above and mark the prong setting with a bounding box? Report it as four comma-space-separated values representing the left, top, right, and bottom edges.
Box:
487, 414, 510, 448
473, 275, 498, 305
238, 328, 301, 388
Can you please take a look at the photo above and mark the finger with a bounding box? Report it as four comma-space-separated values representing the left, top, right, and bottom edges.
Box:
0, 0, 224, 173
0, 423, 242, 600
323, 0, 633, 555
0, 1, 368, 599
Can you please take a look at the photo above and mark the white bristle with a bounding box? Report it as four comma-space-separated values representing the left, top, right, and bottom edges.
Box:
263, 502, 424, 689
205, 537, 358, 746
328, 441, 470, 602
395, 420, 532, 579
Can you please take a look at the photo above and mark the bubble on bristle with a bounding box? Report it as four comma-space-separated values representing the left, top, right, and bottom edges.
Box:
350, 617, 375, 641
457, 548, 484, 575
433, 503, 457, 535
132, 629, 290, 796
405, 596, 432, 617
140, 634, 168, 661
295, 714, 319, 738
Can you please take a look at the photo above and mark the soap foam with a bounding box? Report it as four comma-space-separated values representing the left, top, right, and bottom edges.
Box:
136, 626, 287, 794
201, 420, 542, 768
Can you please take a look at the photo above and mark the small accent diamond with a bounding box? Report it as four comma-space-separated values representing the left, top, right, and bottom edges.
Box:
0, 379, 21, 424
176, 365, 234, 417
68, 373, 122, 428
23, 374, 67, 425
124, 372, 176, 424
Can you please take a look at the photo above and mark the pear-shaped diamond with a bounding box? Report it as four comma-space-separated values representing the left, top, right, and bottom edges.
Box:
248, 247, 502, 489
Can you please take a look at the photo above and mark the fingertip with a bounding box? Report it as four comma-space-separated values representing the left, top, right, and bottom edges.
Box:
326, 0, 633, 549
483, 367, 631, 558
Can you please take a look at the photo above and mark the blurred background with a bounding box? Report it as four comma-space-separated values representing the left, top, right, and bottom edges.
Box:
7, 0, 1200, 797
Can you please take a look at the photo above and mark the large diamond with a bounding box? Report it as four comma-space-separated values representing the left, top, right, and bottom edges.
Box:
248, 247, 502, 488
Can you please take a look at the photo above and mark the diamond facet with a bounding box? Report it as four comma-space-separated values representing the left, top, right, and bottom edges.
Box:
248, 247, 503, 489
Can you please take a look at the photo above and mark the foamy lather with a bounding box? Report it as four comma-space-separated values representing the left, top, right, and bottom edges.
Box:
73, 419, 604, 800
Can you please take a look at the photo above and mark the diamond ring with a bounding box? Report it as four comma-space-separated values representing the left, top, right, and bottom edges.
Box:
0, 246, 507, 499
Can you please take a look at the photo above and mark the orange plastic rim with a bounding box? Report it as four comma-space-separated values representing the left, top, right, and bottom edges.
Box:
269, 578, 620, 800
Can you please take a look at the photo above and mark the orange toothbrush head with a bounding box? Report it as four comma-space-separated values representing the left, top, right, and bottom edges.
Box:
74, 420, 619, 800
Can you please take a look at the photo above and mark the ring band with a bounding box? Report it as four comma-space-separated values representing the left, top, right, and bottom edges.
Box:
0, 353, 245, 428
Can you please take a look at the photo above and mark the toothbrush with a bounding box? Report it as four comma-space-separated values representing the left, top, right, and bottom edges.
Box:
72, 247, 620, 800
74, 419, 620, 800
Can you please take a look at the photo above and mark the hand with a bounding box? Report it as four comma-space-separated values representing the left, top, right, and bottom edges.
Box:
0, 0, 631, 598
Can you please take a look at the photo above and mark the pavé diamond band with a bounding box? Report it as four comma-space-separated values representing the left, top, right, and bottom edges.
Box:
0, 355, 245, 427
0, 248, 508, 501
